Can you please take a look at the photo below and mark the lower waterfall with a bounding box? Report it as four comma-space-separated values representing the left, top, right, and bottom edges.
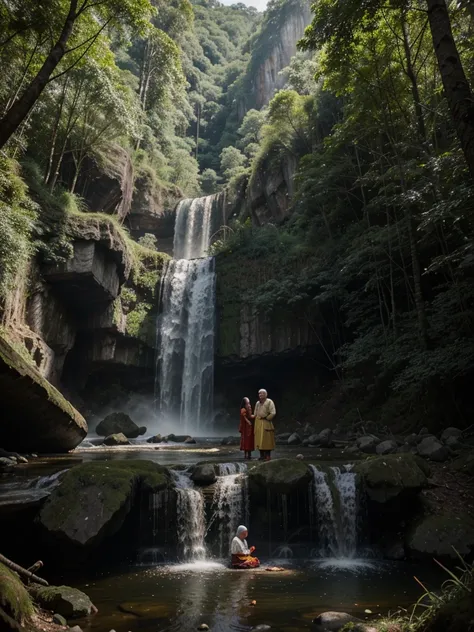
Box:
173, 470, 207, 560
211, 464, 249, 557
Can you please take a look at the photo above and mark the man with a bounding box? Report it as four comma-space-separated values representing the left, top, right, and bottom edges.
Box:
254, 388, 276, 461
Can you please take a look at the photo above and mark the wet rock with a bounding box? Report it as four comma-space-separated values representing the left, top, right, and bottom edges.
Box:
312, 611, 362, 630
147, 434, 163, 444
417, 436, 449, 462
376, 440, 398, 455
166, 434, 191, 442
38, 461, 170, 550
407, 512, 474, 560
287, 433, 302, 445
249, 458, 311, 494
30, 584, 93, 618
138, 426, 147, 436
103, 433, 130, 446
441, 427, 462, 442
357, 436, 380, 454
191, 464, 216, 485
184, 437, 196, 444
53, 613, 68, 626
96, 412, 142, 439
0, 457, 16, 472
354, 453, 429, 503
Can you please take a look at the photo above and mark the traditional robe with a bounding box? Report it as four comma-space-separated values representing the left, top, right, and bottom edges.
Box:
239, 408, 254, 452
254, 398, 276, 451
231, 536, 260, 568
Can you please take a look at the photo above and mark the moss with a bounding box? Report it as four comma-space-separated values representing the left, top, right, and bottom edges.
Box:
0, 563, 34, 628
249, 458, 311, 494
29, 585, 92, 618
354, 453, 428, 502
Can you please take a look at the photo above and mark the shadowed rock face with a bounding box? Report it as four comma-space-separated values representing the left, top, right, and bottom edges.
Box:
0, 336, 87, 453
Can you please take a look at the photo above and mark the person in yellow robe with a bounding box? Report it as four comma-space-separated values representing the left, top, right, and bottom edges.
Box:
254, 389, 276, 461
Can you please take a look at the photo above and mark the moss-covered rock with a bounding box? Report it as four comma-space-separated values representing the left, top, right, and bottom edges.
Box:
96, 411, 141, 438
0, 562, 34, 631
407, 512, 474, 560
249, 458, 311, 494
0, 335, 87, 453
354, 453, 429, 503
29, 584, 93, 619
38, 460, 170, 550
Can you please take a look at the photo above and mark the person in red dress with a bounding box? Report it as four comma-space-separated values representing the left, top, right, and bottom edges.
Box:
239, 397, 254, 460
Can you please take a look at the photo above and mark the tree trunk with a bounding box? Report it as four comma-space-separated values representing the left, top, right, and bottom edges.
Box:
426, 0, 474, 177
401, 12, 427, 142
0, 0, 78, 149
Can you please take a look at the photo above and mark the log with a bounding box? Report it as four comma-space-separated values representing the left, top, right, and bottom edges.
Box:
0, 553, 48, 586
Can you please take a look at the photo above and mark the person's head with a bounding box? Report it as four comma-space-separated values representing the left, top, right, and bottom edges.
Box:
241, 397, 250, 410
258, 389, 267, 403
237, 525, 248, 540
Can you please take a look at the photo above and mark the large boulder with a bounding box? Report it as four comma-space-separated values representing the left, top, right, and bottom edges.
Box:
312, 612, 363, 630
354, 453, 429, 503
417, 436, 449, 462
407, 512, 474, 560
103, 433, 130, 446
249, 458, 311, 494
191, 464, 216, 485
96, 412, 143, 438
288, 433, 302, 446
0, 562, 34, 631
441, 427, 462, 442
0, 336, 87, 453
29, 584, 93, 619
357, 436, 379, 454
147, 434, 163, 444
38, 460, 170, 550
376, 440, 398, 455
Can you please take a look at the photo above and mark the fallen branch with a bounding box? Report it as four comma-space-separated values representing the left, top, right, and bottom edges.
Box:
0, 553, 48, 586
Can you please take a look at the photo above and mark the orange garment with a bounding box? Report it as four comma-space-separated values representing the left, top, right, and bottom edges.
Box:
231, 553, 260, 569
239, 408, 254, 452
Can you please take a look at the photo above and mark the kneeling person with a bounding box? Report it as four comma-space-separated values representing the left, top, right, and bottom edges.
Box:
231, 525, 260, 569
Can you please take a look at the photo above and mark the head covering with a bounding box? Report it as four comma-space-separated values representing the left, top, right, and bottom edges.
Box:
258, 389, 267, 396
236, 525, 248, 536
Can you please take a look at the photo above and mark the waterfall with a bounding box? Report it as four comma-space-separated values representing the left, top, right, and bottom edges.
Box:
156, 194, 220, 432
173, 470, 207, 561
210, 463, 249, 558
309, 464, 358, 559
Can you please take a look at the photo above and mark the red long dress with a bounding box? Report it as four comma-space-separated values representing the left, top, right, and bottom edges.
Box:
239, 408, 254, 452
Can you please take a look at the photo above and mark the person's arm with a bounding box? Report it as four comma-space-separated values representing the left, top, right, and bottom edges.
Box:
266, 400, 276, 421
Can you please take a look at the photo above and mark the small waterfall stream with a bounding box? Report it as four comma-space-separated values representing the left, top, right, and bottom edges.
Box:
211, 464, 249, 557
172, 470, 207, 561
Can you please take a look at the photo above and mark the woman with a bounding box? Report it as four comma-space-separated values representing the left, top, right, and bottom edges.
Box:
231, 525, 260, 569
239, 397, 254, 460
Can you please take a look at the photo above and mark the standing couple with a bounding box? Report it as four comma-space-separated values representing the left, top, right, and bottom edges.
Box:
239, 389, 276, 461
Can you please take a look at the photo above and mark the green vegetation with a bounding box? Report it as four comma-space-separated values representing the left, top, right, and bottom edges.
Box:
0, 563, 34, 630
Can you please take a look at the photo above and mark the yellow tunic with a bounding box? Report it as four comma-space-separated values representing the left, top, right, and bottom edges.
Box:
254, 398, 276, 450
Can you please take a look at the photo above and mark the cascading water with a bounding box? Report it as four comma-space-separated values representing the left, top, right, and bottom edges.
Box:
309, 464, 359, 559
156, 194, 221, 433
173, 470, 207, 561
211, 463, 249, 557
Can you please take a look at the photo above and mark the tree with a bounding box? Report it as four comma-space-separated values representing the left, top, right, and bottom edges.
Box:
200, 168, 219, 194
220, 146, 247, 179
0, 0, 153, 150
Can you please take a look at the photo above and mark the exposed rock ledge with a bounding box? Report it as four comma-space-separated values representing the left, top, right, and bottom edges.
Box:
0, 336, 87, 453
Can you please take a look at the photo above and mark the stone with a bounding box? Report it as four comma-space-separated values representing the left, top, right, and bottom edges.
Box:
296, 454, 304, 460
357, 436, 380, 454
416, 433, 436, 444
191, 464, 216, 485
312, 611, 362, 630
30, 585, 93, 619
167, 435, 191, 443
405, 433, 418, 445
376, 440, 398, 455
445, 435, 461, 449
103, 433, 130, 446
96, 412, 142, 438
317, 428, 334, 447
275, 433, 292, 443
249, 458, 311, 494
441, 427, 462, 442
0, 457, 16, 472
138, 426, 147, 436
184, 437, 196, 444
0, 562, 34, 628
397, 444, 417, 455
0, 336, 87, 453
147, 434, 163, 444
417, 436, 449, 462
302, 438, 310, 446
419, 427, 429, 435
303, 424, 316, 436
287, 433, 302, 445
38, 461, 170, 550
53, 613, 68, 626
407, 513, 474, 560
354, 453, 429, 503
198, 624, 209, 630
345, 445, 360, 454
307, 434, 320, 445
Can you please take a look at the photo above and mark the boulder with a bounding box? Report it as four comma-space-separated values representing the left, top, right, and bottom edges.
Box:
376, 440, 398, 455
276, 433, 292, 442
417, 436, 449, 462
0, 336, 87, 453
445, 435, 461, 449
191, 464, 216, 485
96, 412, 142, 438
30, 584, 93, 619
419, 427, 429, 435
147, 434, 163, 444
138, 426, 147, 436
0, 457, 16, 472
317, 428, 334, 447
354, 453, 429, 503
312, 611, 362, 630
166, 435, 191, 443
38, 460, 170, 550
0, 562, 34, 629
397, 444, 417, 455
103, 433, 130, 446
303, 424, 316, 436
307, 434, 320, 445
407, 512, 474, 560
441, 427, 462, 442
357, 436, 379, 454
404, 433, 418, 446
249, 458, 311, 494
287, 433, 302, 446
302, 438, 310, 446
416, 433, 436, 444
345, 445, 360, 454
184, 437, 196, 444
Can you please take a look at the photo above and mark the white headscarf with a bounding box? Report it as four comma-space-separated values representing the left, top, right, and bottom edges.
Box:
236, 525, 247, 537
258, 389, 267, 396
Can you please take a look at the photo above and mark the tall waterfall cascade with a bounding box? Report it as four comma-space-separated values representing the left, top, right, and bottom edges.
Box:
309, 464, 359, 559
156, 194, 224, 432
